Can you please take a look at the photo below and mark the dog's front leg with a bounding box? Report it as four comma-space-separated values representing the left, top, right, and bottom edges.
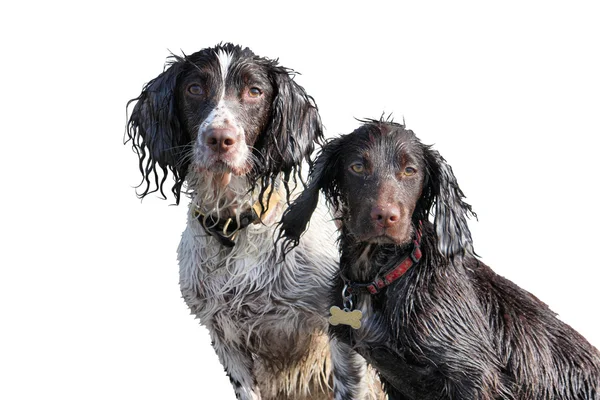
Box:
209, 321, 260, 400
330, 337, 373, 400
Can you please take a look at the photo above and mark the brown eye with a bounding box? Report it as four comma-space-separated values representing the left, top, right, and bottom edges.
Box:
404, 167, 417, 176
248, 87, 262, 98
350, 163, 365, 174
187, 84, 204, 96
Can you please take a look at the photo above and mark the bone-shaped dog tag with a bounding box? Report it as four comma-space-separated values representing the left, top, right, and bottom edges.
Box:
329, 306, 363, 329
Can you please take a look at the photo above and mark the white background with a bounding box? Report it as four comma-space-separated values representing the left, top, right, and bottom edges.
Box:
1, 1, 599, 399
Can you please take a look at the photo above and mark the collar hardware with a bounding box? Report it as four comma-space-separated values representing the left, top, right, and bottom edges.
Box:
193, 185, 282, 248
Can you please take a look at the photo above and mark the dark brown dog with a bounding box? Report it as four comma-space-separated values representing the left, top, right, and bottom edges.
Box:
281, 119, 600, 399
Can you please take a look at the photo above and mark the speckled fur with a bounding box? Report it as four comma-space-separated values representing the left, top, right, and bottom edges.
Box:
126, 44, 384, 399
178, 171, 340, 399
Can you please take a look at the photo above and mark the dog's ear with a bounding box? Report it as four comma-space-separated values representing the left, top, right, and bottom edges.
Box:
278, 137, 343, 252
125, 56, 189, 204
422, 148, 476, 260
256, 67, 323, 185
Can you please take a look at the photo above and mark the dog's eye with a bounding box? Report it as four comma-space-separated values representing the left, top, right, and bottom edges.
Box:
187, 84, 204, 96
404, 167, 417, 176
248, 87, 262, 98
350, 163, 365, 174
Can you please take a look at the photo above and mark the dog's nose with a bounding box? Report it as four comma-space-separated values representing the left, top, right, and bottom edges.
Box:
370, 205, 400, 228
206, 128, 237, 153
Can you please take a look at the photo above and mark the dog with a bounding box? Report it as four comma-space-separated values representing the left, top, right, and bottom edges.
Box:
125, 43, 383, 400
280, 119, 600, 399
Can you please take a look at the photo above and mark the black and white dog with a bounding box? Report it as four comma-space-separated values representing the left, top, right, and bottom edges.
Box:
126, 44, 382, 399
281, 119, 600, 399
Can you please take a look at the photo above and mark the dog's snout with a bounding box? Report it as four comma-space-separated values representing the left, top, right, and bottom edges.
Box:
370, 205, 400, 228
206, 127, 237, 153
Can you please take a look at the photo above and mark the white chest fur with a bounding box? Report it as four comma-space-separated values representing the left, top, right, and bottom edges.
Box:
178, 193, 339, 345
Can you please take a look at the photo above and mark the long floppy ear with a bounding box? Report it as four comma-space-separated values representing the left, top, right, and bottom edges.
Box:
278, 137, 344, 252
422, 148, 477, 260
254, 67, 323, 191
125, 56, 189, 204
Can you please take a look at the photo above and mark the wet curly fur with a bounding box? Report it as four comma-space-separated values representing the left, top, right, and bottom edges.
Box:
124, 44, 388, 399
281, 119, 600, 399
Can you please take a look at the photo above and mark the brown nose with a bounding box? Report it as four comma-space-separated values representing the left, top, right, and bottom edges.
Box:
370, 205, 400, 228
206, 128, 237, 153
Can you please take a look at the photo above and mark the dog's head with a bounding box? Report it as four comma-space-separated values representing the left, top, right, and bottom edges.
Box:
126, 43, 322, 203
280, 119, 476, 260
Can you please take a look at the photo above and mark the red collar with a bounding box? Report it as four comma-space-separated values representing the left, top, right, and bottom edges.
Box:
343, 226, 423, 295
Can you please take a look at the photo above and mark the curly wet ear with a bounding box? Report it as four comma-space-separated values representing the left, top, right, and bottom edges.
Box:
256, 67, 323, 184
278, 137, 344, 252
125, 56, 189, 204
422, 148, 476, 260
278, 180, 322, 253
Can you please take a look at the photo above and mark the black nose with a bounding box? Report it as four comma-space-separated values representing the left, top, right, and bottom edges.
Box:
206, 128, 237, 153
370, 205, 400, 228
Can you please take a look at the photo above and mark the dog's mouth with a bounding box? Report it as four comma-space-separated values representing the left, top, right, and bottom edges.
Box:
197, 159, 251, 178
351, 226, 396, 243
356, 225, 410, 245
364, 234, 399, 245
212, 160, 233, 173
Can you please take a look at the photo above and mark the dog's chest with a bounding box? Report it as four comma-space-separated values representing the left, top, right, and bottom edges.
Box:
331, 288, 393, 351
179, 212, 337, 342
355, 296, 391, 345
179, 222, 281, 307
332, 256, 394, 345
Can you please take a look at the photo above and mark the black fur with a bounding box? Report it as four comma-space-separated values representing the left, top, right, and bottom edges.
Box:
126, 57, 187, 201
281, 119, 600, 399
